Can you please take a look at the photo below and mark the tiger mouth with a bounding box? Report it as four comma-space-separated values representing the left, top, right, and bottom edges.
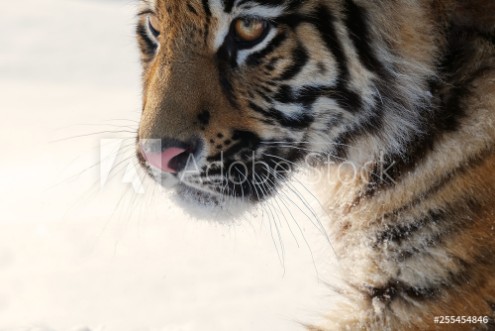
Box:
160, 170, 283, 203
141, 160, 290, 206
136, 141, 297, 208
175, 182, 227, 207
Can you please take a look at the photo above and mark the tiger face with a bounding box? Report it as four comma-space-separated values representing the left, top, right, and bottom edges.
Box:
134, 0, 495, 328
135, 0, 433, 212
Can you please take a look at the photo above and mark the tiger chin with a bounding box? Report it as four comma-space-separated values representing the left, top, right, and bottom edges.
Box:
134, 0, 495, 330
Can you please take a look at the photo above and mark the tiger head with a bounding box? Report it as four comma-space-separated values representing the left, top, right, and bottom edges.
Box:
135, 0, 437, 214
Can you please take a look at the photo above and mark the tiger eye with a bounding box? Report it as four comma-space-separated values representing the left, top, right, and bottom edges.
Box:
234, 18, 267, 42
148, 15, 161, 37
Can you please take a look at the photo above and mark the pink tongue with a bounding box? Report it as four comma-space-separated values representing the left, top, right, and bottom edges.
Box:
143, 147, 186, 174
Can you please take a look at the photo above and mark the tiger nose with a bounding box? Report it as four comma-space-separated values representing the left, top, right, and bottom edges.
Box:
139, 138, 199, 174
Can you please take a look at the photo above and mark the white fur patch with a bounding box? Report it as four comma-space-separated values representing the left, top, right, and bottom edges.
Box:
236, 28, 278, 65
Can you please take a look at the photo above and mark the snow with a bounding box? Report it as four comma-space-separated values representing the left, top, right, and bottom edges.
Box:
0, 1, 336, 330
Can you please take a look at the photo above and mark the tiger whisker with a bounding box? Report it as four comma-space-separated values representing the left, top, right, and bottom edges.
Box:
248, 172, 286, 269
256, 172, 300, 249
262, 173, 322, 277
262, 163, 331, 243
263, 153, 335, 224
49, 131, 136, 144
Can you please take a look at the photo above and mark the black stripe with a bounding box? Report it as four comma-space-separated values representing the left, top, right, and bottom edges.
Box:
368, 251, 495, 305
306, 5, 365, 122
238, 0, 287, 7
136, 23, 157, 56
272, 85, 295, 104
375, 210, 444, 246
222, 0, 235, 13
378, 146, 495, 221
276, 5, 356, 89
277, 44, 309, 81
273, 85, 323, 106
285, 0, 305, 11
364, 78, 482, 197
310, 5, 349, 82
246, 32, 288, 66
218, 71, 239, 108
363, 89, 464, 196
367, 281, 438, 304
273, 84, 362, 112
330, 97, 384, 159
374, 198, 483, 264
269, 107, 314, 129
248, 102, 313, 129
201, 0, 212, 17
202, 0, 212, 43
187, 4, 198, 15
277, 5, 386, 159
343, 0, 388, 76
364, 25, 492, 196
257, 90, 272, 103
276, 13, 307, 29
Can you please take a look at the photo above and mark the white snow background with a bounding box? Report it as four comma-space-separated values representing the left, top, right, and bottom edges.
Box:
0, 1, 338, 330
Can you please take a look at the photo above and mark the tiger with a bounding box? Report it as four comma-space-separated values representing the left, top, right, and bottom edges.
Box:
134, 0, 495, 330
